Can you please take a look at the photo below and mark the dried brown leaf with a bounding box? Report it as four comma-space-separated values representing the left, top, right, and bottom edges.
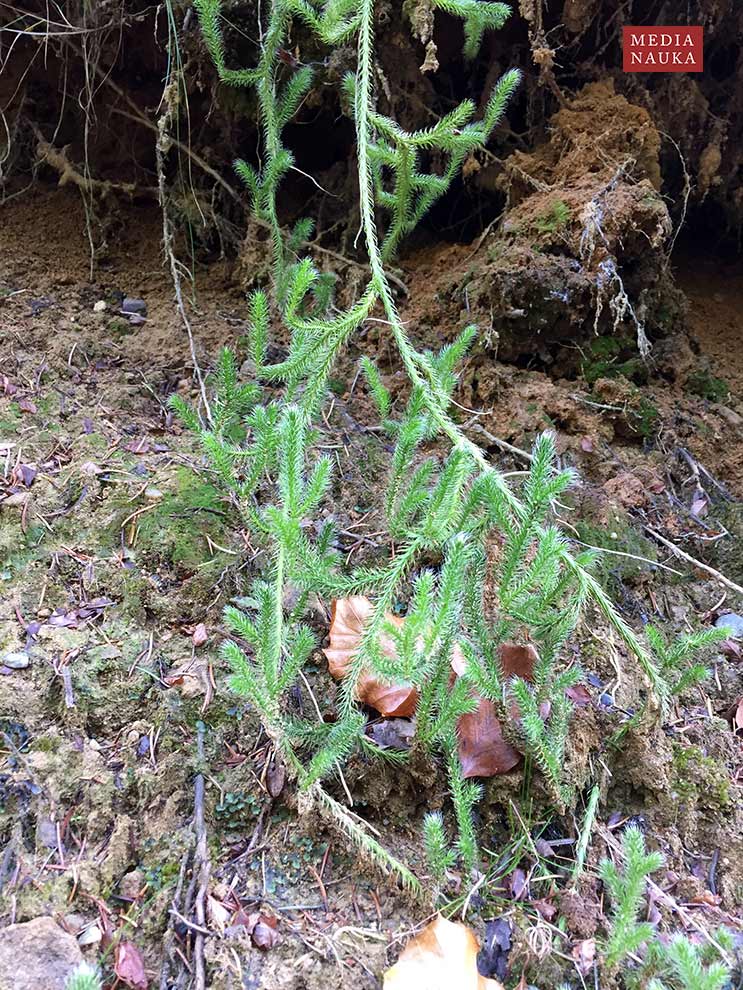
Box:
457, 698, 522, 779
324, 596, 418, 717
251, 914, 279, 949
384, 916, 504, 990
566, 683, 592, 707
571, 938, 596, 977
453, 641, 536, 779
124, 438, 150, 454
326, 598, 538, 776
114, 940, 148, 990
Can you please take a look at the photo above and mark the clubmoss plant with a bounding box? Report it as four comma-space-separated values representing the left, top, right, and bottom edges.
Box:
65, 964, 102, 990
173, 0, 702, 889
645, 624, 729, 697
599, 825, 663, 971
646, 934, 732, 990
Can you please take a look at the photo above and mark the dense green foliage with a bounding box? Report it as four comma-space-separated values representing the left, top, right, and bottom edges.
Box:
172, 0, 729, 892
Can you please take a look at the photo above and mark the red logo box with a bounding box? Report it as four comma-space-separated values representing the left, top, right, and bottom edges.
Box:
623, 26, 703, 72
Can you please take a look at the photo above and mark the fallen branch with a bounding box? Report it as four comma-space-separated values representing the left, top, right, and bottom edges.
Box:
468, 422, 534, 463
192, 723, 211, 990
644, 526, 743, 597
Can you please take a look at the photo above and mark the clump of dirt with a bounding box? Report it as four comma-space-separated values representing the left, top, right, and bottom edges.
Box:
404, 81, 682, 373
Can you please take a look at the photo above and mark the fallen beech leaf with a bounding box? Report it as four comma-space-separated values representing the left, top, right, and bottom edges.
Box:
324, 597, 417, 717
114, 940, 148, 990
124, 438, 150, 454
384, 916, 503, 990
457, 698, 522, 778
18, 397, 37, 414
192, 622, 208, 647
566, 683, 592, 707
326, 599, 535, 776
450, 642, 537, 681
454, 642, 536, 779
233, 910, 280, 948
499, 642, 539, 680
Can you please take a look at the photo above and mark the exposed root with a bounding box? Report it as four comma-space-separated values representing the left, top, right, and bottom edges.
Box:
155, 75, 212, 424
31, 124, 157, 200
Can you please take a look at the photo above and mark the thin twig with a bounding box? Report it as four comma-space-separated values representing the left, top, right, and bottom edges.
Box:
644, 526, 743, 597
468, 423, 534, 463
193, 723, 210, 990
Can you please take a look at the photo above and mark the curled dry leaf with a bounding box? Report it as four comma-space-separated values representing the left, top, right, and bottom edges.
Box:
325, 598, 542, 778
383, 915, 504, 990
207, 894, 231, 932
324, 596, 418, 717
114, 940, 148, 990
233, 909, 280, 949
165, 657, 214, 708
251, 914, 280, 950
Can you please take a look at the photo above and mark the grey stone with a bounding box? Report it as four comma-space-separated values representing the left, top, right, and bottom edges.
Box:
715, 613, 743, 639
121, 297, 147, 316
0, 917, 83, 990
2, 651, 29, 669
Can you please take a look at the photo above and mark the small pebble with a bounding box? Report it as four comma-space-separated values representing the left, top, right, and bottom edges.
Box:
2, 652, 30, 670
121, 297, 147, 316
77, 924, 102, 947
93, 300, 107, 313
715, 612, 743, 639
